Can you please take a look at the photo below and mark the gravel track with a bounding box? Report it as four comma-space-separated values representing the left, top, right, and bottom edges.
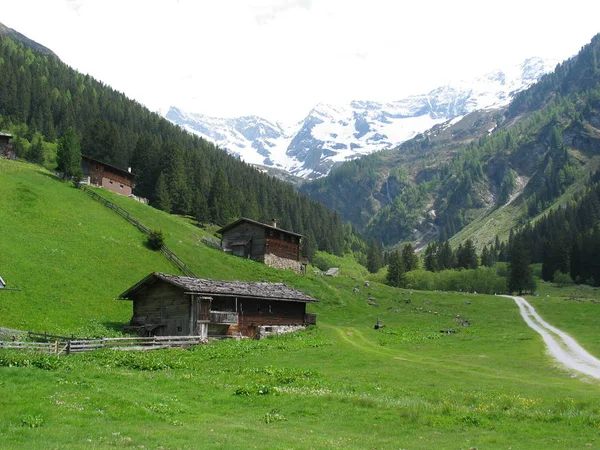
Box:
503, 295, 600, 379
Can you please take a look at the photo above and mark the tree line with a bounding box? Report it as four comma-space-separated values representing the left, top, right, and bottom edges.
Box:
0, 35, 361, 258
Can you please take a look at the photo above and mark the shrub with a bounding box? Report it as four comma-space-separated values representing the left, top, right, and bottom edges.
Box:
147, 229, 164, 250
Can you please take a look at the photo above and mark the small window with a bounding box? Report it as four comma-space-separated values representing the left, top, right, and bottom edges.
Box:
269, 230, 274, 237
280, 233, 285, 240
291, 236, 296, 243
120, 184, 124, 189
268, 304, 272, 313
109, 180, 113, 184
177, 326, 182, 332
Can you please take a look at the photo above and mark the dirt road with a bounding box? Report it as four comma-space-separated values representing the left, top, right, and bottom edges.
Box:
503, 295, 600, 379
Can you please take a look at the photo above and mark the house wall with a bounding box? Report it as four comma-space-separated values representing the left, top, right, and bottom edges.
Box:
81, 158, 134, 196
130, 280, 191, 336
101, 176, 133, 196
264, 232, 300, 260
129, 282, 311, 339
221, 223, 266, 259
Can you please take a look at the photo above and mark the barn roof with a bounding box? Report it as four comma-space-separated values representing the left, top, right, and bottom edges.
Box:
118, 273, 318, 303
217, 217, 303, 238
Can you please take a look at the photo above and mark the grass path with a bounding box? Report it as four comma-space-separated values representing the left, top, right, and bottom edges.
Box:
322, 323, 545, 384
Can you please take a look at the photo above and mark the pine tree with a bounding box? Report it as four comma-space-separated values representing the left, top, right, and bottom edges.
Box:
155, 172, 172, 213
301, 230, 317, 262
424, 242, 439, 272
27, 136, 45, 165
386, 250, 405, 287
367, 239, 383, 273
56, 127, 81, 179
401, 243, 419, 272
507, 236, 534, 295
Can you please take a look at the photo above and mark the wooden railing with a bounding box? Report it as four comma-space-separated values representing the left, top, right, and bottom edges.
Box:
79, 185, 196, 278
209, 311, 239, 325
0, 336, 207, 354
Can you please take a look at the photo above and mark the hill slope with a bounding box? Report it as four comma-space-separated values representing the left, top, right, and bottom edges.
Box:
2, 159, 600, 448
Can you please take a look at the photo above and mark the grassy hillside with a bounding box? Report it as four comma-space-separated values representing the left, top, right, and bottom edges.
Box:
2, 159, 600, 449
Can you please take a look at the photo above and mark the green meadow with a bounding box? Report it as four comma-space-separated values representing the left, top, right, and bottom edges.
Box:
1, 159, 600, 449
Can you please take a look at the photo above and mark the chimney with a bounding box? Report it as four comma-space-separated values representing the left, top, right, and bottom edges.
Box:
127, 167, 132, 173
271, 218, 277, 228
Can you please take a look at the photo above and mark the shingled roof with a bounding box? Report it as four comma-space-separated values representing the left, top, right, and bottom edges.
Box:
217, 217, 303, 237
118, 273, 318, 303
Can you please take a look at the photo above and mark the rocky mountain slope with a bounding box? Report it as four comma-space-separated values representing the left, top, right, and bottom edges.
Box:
165, 57, 556, 178
300, 34, 600, 249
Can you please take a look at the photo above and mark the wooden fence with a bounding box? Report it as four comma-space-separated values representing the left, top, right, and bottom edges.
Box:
79, 185, 196, 278
0, 335, 207, 355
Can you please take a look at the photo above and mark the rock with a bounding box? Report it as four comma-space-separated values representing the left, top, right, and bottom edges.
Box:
325, 267, 340, 277
353, 287, 360, 293
364, 280, 370, 287
202, 236, 221, 249
465, 301, 472, 305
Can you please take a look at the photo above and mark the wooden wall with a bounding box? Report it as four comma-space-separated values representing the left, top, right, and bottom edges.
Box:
221, 223, 266, 259
130, 280, 191, 336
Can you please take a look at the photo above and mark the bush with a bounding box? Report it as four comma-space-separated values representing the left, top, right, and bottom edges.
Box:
147, 229, 164, 250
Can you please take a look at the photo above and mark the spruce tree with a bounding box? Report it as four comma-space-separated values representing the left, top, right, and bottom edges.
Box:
27, 137, 45, 165
386, 250, 405, 287
56, 127, 81, 179
507, 236, 534, 295
424, 242, 438, 272
401, 243, 419, 272
155, 172, 172, 213
367, 239, 383, 273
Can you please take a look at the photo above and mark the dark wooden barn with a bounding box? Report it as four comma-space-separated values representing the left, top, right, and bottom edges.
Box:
81, 155, 135, 196
0, 132, 14, 159
118, 273, 318, 339
218, 218, 306, 273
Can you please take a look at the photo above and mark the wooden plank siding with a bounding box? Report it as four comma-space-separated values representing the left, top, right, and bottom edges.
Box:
221, 221, 300, 261
220, 222, 266, 259
130, 279, 192, 336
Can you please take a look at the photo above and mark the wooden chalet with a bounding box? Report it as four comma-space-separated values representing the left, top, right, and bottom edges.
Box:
81, 155, 135, 196
218, 218, 306, 274
118, 273, 318, 339
0, 132, 14, 159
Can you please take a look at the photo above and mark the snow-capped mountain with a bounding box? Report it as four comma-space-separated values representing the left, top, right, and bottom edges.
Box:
164, 57, 557, 179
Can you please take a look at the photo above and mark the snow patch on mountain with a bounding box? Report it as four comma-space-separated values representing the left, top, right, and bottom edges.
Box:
164, 57, 557, 179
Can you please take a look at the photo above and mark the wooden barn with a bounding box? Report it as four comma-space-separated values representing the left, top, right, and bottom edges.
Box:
81, 155, 135, 196
0, 132, 14, 159
218, 218, 306, 274
117, 273, 318, 339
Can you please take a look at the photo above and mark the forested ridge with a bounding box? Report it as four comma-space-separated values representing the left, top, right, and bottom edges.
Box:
302, 34, 600, 249
0, 35, 362, 257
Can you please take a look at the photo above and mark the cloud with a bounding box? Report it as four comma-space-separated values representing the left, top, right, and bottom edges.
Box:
254, 0, 312, 25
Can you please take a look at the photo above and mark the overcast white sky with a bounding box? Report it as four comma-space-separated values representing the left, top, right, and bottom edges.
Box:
2, 0, 600, 123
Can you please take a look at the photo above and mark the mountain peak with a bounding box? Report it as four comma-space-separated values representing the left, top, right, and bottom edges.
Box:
164, 57, 556, 179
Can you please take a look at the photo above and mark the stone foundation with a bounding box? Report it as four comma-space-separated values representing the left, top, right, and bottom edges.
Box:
263, 253, 305, 274
256, 325, 305, 339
